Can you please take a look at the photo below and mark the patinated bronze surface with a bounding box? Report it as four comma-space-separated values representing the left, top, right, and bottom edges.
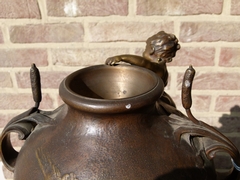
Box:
0, 32, 240, 180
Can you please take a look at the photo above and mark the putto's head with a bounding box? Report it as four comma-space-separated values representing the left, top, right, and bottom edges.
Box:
143, 31, 180, 62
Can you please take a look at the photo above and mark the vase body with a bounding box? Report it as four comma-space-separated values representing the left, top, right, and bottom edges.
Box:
0, 65, 239, 180
13, 105, 215, 180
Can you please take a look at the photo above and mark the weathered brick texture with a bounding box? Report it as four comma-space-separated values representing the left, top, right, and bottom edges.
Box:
0, 72, 12, 88
137, 0, 223, 15
215, 96, 240, 112
220, 48, 240, 67
171, 47, 215, 66
176, 72, 240, 91
231, 0, 240, 15
136, 47, 216, 66
10, 23, 84, 43
185, 72, 240, 90
47, 0, 128, 17
16, 71, 71, 89
52, 48, 130, 66
172, 95, 212, 112
180, 22, 240, 42
88, 22, 174, 42
0, 0, 240, 179
0, 49, 48, 67
0, 0, 41, 18
0, 93, 55, 110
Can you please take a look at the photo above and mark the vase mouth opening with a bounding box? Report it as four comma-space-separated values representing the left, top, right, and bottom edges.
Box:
59, 65, 164, 113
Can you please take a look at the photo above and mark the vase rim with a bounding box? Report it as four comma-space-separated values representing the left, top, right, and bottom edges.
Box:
59, 64, 164, 114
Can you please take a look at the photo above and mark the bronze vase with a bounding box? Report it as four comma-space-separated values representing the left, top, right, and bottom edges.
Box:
0, 65, 239, 179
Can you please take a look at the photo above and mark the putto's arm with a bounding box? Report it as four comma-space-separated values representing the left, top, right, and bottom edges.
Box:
105, 54, 148, 66
105, 54, 168, 86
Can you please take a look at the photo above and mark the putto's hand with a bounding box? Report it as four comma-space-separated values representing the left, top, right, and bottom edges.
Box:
105, 56, 121, 66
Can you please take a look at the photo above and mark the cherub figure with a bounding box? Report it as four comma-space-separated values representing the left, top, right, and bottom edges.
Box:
105, 31, 181, 115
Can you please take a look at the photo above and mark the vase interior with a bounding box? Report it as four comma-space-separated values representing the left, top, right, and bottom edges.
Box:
68, 65, 159, 100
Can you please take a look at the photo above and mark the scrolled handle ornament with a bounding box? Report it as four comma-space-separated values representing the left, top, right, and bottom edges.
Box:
180, 66, 240, 179
0, 111, 38, 171
0, 64, 43, 171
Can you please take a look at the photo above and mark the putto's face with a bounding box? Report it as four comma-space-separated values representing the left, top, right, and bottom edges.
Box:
143, 31, 180, 62
143, 36, 167, 62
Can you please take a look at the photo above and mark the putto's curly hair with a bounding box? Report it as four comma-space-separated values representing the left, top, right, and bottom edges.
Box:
146, 31, 180, 62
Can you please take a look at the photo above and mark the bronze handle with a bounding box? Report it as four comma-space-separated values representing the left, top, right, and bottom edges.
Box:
170, 113, 240, 179
0, 111, 38, 171
0, 111, 53, 172
180, 65, 240, 179
0, 64, 44, 171
194, 135, 240, 179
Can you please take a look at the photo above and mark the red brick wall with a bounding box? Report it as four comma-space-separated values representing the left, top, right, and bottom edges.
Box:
0, 0, 240, 178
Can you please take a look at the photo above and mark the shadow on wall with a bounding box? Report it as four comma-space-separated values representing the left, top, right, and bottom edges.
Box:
213, 105, 240, 171
217, 105, 240, 136
217, 105, 240, 152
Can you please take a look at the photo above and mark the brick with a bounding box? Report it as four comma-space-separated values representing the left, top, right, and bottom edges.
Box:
0, 30, 4, 43
0, 72, 12, 88
47, 0, 128, 17
177, 72, 240, 90
10, 23, 84, 43
137, 0, 223, 15
0, 49, 48, 67
231, 0, 240, 15
0, 0, 40, 18
88, 22, 174, 42
219, 48, 240, 67
0, 93, 55, 110
135, 47, 215, 66
52, 48, 130, 66
0, 113, 18, 128
215, 97, 240, 112
187, 95, 211, 112
16, 71, 71, 89
171, 95, 211, 112
171, 47, 215, 66
180, 22, 240, 42
42, 94, 57, 109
